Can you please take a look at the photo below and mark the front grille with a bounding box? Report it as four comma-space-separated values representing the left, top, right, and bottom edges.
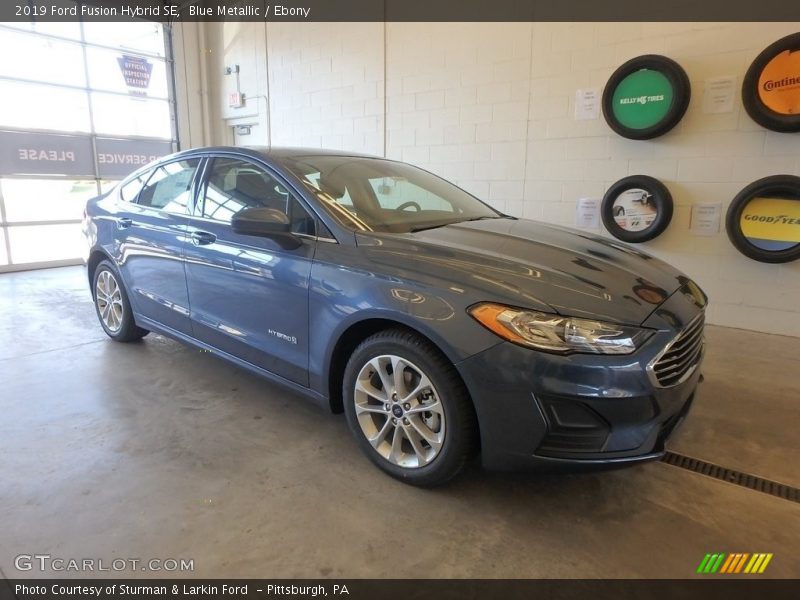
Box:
652, 313, 705, 387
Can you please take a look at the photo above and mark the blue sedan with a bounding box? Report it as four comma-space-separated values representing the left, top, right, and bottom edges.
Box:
84, 147, 706, 486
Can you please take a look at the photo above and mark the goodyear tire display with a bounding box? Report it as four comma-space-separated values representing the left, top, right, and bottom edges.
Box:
742, 32, 800, 133
602, 55, 691, 140
725, 175, 800, 263
601, 175, 673, 243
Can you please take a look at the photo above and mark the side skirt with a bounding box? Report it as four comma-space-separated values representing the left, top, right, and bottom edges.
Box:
135, 315, 331, 411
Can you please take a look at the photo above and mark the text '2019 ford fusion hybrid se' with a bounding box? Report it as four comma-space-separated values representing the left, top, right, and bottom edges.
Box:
83, 147, 706, 486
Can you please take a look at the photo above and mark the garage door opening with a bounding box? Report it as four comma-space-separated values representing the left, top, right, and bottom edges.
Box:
0, 20, 177, 272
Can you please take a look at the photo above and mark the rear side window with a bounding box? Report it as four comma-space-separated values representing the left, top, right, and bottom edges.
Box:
137, 158, 201, 213
119, 169, 153, 203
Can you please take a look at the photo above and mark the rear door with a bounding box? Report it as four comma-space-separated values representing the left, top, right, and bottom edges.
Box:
114, 157, 201, 336
183, 156, 317, 386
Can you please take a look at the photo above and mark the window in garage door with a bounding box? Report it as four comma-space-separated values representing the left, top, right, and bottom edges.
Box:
0, 21, 177, 272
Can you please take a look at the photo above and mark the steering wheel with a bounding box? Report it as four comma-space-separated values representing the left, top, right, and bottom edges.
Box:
396, 201, 421, 212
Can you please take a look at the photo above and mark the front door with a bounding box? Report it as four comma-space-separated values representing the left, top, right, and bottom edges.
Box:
184, 157, 316, 386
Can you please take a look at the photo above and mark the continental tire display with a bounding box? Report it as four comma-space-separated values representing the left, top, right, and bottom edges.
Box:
742, 33, 800, 133
601, 175, 673, 243
602, 55, 691, 140
725, 175, 800, 263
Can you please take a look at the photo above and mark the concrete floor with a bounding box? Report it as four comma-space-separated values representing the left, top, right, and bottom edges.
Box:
0, 266, 798, 579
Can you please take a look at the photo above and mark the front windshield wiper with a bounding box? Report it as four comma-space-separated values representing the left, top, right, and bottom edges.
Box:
408, 221, 463, 233
462, 215, 502, 222
408, 215, 506, 233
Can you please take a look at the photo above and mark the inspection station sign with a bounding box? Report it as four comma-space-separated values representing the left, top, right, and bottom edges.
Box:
117, 54, 153, 96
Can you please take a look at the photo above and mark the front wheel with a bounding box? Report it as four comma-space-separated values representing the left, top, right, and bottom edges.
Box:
343, 329, 477, 486
92, 260, 149, 342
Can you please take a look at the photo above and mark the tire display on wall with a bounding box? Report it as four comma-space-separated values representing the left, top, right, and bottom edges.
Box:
742, 32, 800, 133
602, 55, 691, 140
725, 175, 800, 263
601, 175, 673, 243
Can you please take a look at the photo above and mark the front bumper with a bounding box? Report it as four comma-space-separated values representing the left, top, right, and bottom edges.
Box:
456, 292, 704, 471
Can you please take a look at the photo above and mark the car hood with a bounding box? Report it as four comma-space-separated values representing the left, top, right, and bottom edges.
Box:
356, 218, 688, 326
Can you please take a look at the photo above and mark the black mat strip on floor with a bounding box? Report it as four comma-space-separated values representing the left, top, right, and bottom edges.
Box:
661, 451, 800, 504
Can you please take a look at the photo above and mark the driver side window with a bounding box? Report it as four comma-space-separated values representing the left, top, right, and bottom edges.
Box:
201, 158, 316, 236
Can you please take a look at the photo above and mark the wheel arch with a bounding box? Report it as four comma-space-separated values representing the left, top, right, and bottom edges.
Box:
325, 316, 474, 422
86, 249, 114, 293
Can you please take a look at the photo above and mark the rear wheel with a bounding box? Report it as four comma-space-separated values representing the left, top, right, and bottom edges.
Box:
343, 329, 477, 486
93, 260, 149, 342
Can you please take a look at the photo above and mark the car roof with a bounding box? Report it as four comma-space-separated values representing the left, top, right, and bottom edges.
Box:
119, 145, 389, 188
172, 145, 380, 161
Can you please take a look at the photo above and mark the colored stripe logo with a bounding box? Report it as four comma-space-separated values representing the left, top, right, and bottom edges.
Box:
697, 553, 773, 574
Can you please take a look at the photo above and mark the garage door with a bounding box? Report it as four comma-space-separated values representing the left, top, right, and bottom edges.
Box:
0, 21, 176, 272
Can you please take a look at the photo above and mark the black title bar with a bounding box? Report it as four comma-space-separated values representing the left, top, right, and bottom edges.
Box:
2, 0, 800, 22
3, 579, 800, 600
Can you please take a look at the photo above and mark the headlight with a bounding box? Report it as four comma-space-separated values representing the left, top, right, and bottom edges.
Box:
469, 302, 653, 355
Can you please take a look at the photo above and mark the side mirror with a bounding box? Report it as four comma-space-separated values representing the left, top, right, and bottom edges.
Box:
230, 207, 301, 249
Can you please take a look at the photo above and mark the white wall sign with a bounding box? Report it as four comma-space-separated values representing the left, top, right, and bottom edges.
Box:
576, 198, 601, 229
690, 202, 722, 236
575, 88, 600, 120
702, 76, 736, 114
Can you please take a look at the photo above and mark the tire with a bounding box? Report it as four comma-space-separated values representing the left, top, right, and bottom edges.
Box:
342, 328, 477, 487
725, 175, 800, 264
602, 54, 691, 140
742, 33, 800, 133
92, 260, 149, 342
601, 175, 673, 243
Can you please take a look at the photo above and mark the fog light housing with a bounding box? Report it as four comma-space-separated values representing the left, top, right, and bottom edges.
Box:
536, 396, 610, 455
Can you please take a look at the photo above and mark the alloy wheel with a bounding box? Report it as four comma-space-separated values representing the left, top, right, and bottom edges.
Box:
95, 270, 124, 333
353, 354, 445, 468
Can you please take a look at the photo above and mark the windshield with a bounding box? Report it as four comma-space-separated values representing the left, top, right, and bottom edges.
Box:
278, 155, 503, 233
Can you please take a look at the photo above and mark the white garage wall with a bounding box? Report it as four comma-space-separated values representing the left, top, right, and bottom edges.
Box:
518, 23, 800, 338
267, 23, 385, 155
188, 21, 800, 337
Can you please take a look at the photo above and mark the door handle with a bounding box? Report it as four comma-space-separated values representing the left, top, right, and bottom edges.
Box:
191, 231, 217, 245
115, 217, 133, 230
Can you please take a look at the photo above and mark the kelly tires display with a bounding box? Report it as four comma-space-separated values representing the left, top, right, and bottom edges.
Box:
342, 328, 477, 487
725, 175, 800, 263
92, 260, 149, 342
602, 55, 691, 140
742, 32, 800, 133
601, 175, 674, 243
